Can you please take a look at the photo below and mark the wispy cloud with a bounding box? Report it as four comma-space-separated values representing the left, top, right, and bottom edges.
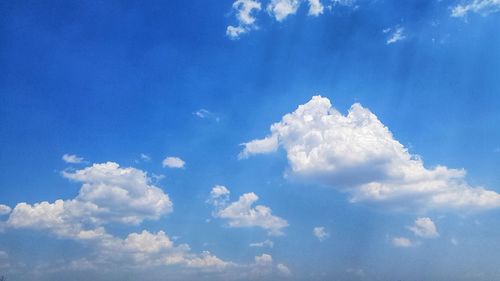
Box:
385, 26, 406, 44
451, 0, 500, 17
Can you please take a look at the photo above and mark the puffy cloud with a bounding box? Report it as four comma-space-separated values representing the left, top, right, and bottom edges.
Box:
451, 0, 500, 17
162, 157, 185, 169
308, 0, 324, 16
62, 153, 85, 164
254, 253, 273, 265
227, 0, 262, 39
385, 26, 406, 44
408, 217, 439, 239
277, 263, 292, 276
249, 239, 274, 248
313, 226, 329, 241
267, 0, 301, 21
7, 162, 172, 238
240, 96, 500, 211
392, 236, 417, 248
0, 205, 11, 215
208, 186, 288, 236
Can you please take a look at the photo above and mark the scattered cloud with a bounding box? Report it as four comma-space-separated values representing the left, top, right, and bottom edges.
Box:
162, 157, 185, 169
313, 226, 329, 241
307, 0, 324, 16
451, 0, 500, 17
240, 95, 500, 211
208, 185, 289, 236
249, 239, 274, 248
385, 26, 406, 44
226, 0, 262, 39
392, 236, 417, 248
0, 205, 11, 216
62, 153, 85, 164
408, 217, 439, 239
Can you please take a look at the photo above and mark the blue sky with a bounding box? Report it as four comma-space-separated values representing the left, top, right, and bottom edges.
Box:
1, 0, 500, 280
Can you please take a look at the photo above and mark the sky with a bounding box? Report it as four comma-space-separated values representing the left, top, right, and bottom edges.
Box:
1, 0, 500, 280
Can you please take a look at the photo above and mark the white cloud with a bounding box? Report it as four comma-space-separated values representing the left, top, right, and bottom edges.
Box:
392, 236, 417, 248
240, 95, 500, 211
208, 186, 288, 236
227, 0, 262, 39
0, 205, 11, 215
277, 263, 292, 276
162, 157, 185, 169
7, 162, 173, 238
62, 153, 85, 164
408, 217, 439, 238
249, 239, 274, 248
451, 0, 500, 17
308, 0, 324, 16
386, 26, 406, 44
267, 0, 301, 21
313, 226, 329, 241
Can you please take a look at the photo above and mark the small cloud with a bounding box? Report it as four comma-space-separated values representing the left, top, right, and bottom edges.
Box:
0, 204, 11, 215
162, 157, 185, 169
392, 236, 418, 248
62, 154, 85, 164
249, 239, 274, 248
193, 109, 220, 122
308, 0, 324, 16
451, 237, 458, 245
140, 153, 151, 162
385, 26, 406, 44
313, 226, 330, 241
408, 217, 439, 239
276, 263, 292, 276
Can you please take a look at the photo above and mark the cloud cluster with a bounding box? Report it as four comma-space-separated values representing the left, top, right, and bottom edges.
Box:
1, 162, 231, 272
226, 0, 356, 39
451, 0, 500, 17
240, 96, 500, 211
208, 185, 289, 236
393, 217, 439, 248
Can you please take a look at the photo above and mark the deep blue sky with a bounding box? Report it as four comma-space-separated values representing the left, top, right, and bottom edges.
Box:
1, 0, 500, 280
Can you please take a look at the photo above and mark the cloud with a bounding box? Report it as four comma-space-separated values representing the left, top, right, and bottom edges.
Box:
308, 0, 324, 16
0, 205, 11, 216
392, 236, 417, 248
208, 186, 289, 236
140, 153, 151, 162
313, 226, 329, 241
226, 0, 262, 39
62, 154, 85, 164
249, 239, 274, 248
277, 263, 292, 276
240, 95, 500, 211
451, 0, 500, 17
7, 162, 173, 237
267, 0, 301, 21
408, 217, 439, 238
162, 157, 185, 169
386, 26, 406, 44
